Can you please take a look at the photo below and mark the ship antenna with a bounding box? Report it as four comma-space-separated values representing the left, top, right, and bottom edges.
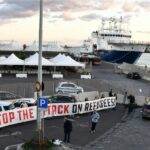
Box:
119, 16, 122, 32
109, 17, 112, 31
114, 18, 117, 31
101, 18, 105, 30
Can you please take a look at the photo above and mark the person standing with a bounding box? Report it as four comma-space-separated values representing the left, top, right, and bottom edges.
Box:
128, 94, 135, 113
101, 94, 105, 98
123, 91, 127, 105
114, 93, 117, 100
20, 101, 28, 108
109, 89, 113, 97
90, 110, 100, 133
63, 117, 72, 143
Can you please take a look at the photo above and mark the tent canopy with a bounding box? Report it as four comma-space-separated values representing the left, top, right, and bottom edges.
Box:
0, 53, 24, 65
0, 53, 85, 68
49, 53, 85, 68
25, 41, 64, 52
25, 53, 55, 66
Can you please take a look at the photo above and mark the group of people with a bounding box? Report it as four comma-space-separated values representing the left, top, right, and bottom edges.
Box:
63, 110, 100, 143
63, 89, 137, 143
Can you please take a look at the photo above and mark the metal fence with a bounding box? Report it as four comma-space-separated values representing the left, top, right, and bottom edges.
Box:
0, 79, 127, 98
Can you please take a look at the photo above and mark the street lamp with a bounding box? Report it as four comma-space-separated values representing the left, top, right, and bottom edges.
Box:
37, 0, 43, 144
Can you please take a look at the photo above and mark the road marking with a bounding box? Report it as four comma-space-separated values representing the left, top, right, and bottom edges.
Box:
78, 123, 89, 128
4, 145, 18, 150
4, 143, 24, 150
45, 125, 59, 129
0, 134, 9, 138
11, 131, 22, 136
0, 131, 22, 138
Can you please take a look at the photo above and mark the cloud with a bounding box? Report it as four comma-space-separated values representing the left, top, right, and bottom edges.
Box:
0, 0, 38, 19
0, 0, 117, 19
139, 0, 150, 11
0, 19, 14, 25
122, 1, 144, 13
0, 0, 150, 24
121, 0, 150, 13
136, 30, 150, 34
63, 11, 75, 21
79, 13, 101, 21
94, 0, 118, 10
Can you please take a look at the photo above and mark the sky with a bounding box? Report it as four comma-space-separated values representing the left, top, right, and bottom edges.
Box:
0, 0, 150, 46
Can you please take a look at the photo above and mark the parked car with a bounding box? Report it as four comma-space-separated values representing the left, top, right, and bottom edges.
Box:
49, 94, 77, 103
0, 91, 21, 102
0, 101, 15, 112
142, 102, 150, 119
126, 72, 141, 79
55, 82, 84, 94
0, 91, 36, 107
15, 98, 37, 107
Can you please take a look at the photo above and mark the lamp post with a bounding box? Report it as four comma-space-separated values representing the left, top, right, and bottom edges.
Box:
37, 0, 43, 144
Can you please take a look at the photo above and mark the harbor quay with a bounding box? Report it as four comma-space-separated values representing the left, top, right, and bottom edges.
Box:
1, 62, 150, 150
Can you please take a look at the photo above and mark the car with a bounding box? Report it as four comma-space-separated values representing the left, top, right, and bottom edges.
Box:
55, 82, 84, 94
15, 98, 37, 107
0, 101, 15, 112
126, 72, 141, 79
142, 102, 150, 119
0, 91, 36, 107
0, 91, 22, 102
49, 94, 77, 103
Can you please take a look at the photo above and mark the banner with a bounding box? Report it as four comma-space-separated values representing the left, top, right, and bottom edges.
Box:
0, 97, 116, 128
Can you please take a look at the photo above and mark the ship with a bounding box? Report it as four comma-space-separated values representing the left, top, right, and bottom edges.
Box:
83, 17, 150, 64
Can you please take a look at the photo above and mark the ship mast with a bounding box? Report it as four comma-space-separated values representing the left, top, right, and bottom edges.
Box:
119, 16, 122, 32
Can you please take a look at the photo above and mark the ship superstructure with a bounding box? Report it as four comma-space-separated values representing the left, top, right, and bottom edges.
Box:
88, 17, 150, 63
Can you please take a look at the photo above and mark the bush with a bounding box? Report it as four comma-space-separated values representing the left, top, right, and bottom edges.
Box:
22, 138, 54, 150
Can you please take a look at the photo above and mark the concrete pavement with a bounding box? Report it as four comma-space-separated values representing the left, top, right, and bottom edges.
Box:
59, 108, 150, 150
5, 108, 150, 150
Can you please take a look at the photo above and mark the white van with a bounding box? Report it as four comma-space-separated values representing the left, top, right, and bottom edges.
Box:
0, 101, 15, 112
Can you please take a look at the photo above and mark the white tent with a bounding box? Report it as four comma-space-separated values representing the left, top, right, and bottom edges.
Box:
49, 53, 66, 63
0, 56, 6, 61
0, 40, 22, 51
25, 53, 55, 66
25, 41, 65, 52
0, 53, 24, 65
49, 53, 85, 68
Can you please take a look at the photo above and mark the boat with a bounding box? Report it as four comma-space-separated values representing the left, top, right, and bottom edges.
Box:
84, 17, 150, 64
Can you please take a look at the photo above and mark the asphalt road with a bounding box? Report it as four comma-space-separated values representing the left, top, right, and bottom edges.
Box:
92, 63, 150, 97
0, 104, 125, 149
0, 62, 149, 97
